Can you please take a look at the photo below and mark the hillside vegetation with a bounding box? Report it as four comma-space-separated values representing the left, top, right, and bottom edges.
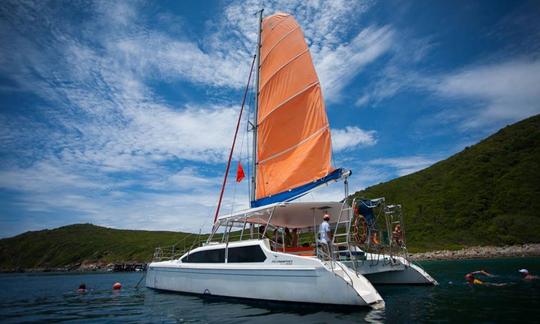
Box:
352, 114, 540, 251
0, 224, 199, 271
1, 115, 539, 269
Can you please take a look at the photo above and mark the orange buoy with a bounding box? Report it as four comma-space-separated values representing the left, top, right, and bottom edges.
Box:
112, 282, 122, 290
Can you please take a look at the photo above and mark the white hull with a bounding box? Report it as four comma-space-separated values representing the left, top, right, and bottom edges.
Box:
146, 240, 384, 308
342, 254, 438, 285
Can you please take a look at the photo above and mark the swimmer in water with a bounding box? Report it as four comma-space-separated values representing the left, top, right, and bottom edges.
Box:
465, 270, 507, 286
519, 269, 539, 280
77, 283, 87, 293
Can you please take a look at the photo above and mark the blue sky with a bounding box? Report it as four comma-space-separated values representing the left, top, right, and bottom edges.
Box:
1, 0, 539, 238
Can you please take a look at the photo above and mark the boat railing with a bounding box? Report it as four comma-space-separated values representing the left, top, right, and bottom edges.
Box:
333, 259, 355, 287
152, 232, 205, 262
329, 197, 411, 267
318, 247, 355, 288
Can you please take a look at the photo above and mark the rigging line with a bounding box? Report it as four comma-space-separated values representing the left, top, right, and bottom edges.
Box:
230, 82, 252, 215
213, 54, 257, 226
245, 96, 251, 205
245, 70, 256, 204
248, 74, 256, 202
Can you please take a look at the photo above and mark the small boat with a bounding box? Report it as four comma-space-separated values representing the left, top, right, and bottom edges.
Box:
147, 10, 435, 308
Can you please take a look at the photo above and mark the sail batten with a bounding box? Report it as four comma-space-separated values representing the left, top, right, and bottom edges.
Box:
253, 12, 336, 206
259, 49, 310, 90
259, 25, 300, 65
258, 125, 328, 165
258, 81, 319, 123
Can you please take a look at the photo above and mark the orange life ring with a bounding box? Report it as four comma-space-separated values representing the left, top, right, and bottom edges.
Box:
352, 215, 368, 244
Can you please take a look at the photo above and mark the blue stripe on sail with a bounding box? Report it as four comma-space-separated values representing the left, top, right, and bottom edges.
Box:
250, 168, 345, 208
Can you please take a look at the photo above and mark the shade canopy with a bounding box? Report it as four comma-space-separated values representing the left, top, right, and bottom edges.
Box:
218, 201, 345, 229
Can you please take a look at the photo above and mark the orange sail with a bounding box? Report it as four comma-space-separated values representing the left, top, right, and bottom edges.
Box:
255, 13, 336, 203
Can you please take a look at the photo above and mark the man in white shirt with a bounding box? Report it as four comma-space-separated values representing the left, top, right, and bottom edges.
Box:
319, 212, 332, 243
318, 212, 332, 259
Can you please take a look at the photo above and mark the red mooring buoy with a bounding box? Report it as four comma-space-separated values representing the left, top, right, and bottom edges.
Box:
112, 282, 122, 290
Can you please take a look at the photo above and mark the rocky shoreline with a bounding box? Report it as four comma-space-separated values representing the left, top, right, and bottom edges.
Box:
409, 244, 540, 261
2, 245, 540, 272
0, 260, 147, 273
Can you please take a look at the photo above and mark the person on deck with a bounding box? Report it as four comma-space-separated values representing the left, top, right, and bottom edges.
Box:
356, 200, 380, 245
291, 228, 299, 247
318, 212, 333, 259
258, 225, 267, 239
319, 213, 332, 244
273, 228, 284, 245
284, 227, 292, 247
392, 224, 403, 246
519, 269, 539, 280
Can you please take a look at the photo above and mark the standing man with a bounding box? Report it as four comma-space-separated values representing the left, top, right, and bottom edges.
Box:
319, 212, 332, 243
318, 212, 333, 260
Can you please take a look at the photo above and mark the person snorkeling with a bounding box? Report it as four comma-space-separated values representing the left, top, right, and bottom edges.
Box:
465, 270, 507, 286
77, 283, 87, 293
519, 269, 539, 280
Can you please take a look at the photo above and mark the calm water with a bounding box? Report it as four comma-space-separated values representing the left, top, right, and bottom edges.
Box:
1, 258, 539, 323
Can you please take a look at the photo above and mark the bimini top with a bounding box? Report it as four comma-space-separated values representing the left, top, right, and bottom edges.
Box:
218, 201, 344, 229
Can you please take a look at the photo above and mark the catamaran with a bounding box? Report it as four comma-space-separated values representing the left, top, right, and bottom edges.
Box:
146, 11, 435, 308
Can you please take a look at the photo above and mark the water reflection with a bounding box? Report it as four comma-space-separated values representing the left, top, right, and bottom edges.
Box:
1, 258, 540, 323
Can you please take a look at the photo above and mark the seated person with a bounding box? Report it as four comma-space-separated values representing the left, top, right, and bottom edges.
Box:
291, 228, 299, 247
370, 230, 380, 245
284, 227, 292, 247
356, 200, 379, 245
258, 225, 267, 239
392, 224, 403, 246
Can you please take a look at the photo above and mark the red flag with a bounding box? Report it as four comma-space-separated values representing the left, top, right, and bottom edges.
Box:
236, 161, 245, 182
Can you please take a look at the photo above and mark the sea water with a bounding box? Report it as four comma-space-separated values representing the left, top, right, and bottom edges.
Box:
1, 257, 539, 323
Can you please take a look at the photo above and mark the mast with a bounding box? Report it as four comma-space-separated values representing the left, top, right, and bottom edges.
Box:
251, 8, 263, 205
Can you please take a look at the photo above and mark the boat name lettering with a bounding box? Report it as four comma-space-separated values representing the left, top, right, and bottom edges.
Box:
271, 260, 293, 264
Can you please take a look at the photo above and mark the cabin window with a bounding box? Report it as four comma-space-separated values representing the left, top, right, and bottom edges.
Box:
227, 245, 267, 263
182, 248, 225, 263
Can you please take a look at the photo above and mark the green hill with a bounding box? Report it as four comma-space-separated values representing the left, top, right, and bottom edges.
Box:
0, 224, 199, 271
352, 114, 540, 252
1, 115, 539, 270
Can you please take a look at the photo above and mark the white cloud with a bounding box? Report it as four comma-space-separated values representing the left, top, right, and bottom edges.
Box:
368, 156, 438, 176
332, 126, 377, 151
355, 56, 540, 129
316, 26, 394, 101
0, 0, 393, 237
434, 59, 540, 128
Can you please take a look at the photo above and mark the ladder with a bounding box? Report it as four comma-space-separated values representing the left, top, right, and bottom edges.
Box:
331, 199, 357, 273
